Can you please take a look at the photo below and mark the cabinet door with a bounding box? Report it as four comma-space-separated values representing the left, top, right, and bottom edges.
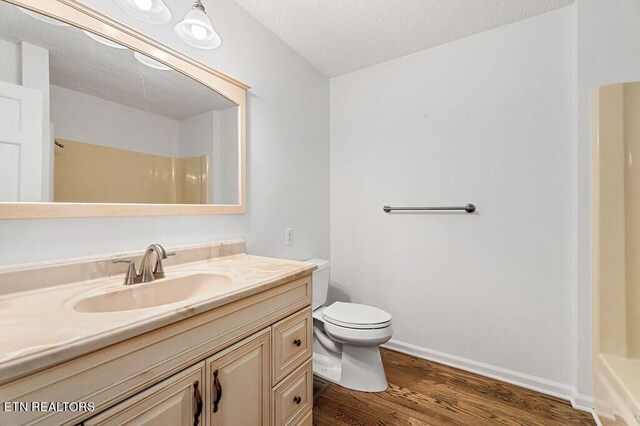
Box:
84, 362, 205, 426
206, 329, 271, 426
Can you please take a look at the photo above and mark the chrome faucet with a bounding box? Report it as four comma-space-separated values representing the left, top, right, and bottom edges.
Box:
112, 243, 174, 285
139, 243, 168, 283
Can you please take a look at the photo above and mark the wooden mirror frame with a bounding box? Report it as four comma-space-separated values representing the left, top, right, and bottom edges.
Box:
0, 0, 248, 218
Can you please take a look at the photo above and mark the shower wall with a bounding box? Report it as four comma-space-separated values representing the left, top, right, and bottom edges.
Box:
54, 139, 209, 204
624, 85, 640, 358
592, 82, 640, 358
592, 82, 640, 423
593, 83, 627, 358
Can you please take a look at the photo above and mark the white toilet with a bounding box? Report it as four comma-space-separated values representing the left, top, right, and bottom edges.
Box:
307, 259, 392, 392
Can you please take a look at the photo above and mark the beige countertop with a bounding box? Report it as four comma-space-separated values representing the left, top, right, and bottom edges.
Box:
0, 252, 315, 384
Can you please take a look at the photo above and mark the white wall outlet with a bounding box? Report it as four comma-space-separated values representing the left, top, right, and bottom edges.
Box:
285, 228, 294, 246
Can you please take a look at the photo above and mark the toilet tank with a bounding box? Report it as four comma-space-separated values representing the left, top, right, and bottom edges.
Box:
306, 259, 329, 310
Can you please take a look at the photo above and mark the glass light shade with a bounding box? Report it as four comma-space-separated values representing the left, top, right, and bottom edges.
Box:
82, 30, 127, 49
174, 8, 221, 50
133, 51, 172, 71
114, 0, 171, 24
133, 0, 153, 11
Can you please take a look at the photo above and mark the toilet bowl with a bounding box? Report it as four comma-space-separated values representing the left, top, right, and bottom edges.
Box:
307, 259, 392, 392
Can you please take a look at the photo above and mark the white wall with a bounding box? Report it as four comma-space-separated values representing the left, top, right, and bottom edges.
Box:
574, 0, 640, 404
213, 107, 239, 204
178, 108, 239, 204
20, 42, 51, 201
178, 110, 215, 202
0, 0, 329, 266
331, 7, 577, 399
50, 85, 179, 157
0, 38, 19, 85
178, 111, 213, 160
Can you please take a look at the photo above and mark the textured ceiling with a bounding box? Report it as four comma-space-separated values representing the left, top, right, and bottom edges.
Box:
231, 0, 575, 77
0, 2, 234, 119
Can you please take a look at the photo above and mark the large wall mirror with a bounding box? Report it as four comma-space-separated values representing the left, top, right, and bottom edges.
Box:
0, 0, 247, 217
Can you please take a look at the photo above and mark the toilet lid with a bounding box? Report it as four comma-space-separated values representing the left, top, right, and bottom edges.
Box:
322, 302, 392, 329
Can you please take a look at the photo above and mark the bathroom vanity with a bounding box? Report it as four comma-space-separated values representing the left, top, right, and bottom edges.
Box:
0, 241, 314, 426
0, 2, 317, 423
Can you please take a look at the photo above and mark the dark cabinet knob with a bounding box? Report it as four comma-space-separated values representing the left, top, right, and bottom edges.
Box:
293, 395, 302, 404
293, 339, 302, 347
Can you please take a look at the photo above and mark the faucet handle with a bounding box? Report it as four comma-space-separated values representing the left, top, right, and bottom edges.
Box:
152, 251, 175, 279
113, 259, 137, 285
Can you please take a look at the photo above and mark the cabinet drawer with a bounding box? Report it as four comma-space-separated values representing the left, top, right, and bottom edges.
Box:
272, 308, 312, 384
272, 360, 312, 426
84, 362, 206, 426
296, 409, 312, 426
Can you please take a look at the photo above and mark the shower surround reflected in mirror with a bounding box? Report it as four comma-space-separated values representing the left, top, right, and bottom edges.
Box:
592, 82, 640, 424
0, 0, 245, 212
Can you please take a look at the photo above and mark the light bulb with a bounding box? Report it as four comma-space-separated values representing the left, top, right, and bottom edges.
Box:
115, 0, 171, 23
174, 1, 221, 49
133, 0, 153, 11
190, 24, 208, 40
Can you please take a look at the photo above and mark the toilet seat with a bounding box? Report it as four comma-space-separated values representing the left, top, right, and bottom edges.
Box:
321, 302, 392, 330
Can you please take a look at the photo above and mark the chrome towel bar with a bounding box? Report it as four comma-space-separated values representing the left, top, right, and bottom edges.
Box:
383, 203, 476, 213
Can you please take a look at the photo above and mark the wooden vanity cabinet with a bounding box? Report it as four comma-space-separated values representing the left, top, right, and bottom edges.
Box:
0, 275, 314, 426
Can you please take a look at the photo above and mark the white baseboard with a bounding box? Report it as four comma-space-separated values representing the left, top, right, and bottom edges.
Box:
383, 339, 592, 413
592, 410, 604, 426
572, 394, 595, 412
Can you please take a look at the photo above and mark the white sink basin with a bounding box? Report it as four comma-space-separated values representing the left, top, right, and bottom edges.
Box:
73, 273, 231, 313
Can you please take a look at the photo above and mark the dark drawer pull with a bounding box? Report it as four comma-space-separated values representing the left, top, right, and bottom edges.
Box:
193, 380, 202, 426
293, 339, 302, 347
213, 369, 222, 413
293, 395, 302, 404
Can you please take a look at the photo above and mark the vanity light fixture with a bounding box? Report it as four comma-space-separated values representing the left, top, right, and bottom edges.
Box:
114, 0, 172, 24
82, 30, 127, 49
174, 0, 221, 50
133, 51, 172, 71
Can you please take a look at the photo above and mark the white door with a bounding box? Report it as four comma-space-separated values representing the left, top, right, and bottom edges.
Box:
0, 80, 43, 201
